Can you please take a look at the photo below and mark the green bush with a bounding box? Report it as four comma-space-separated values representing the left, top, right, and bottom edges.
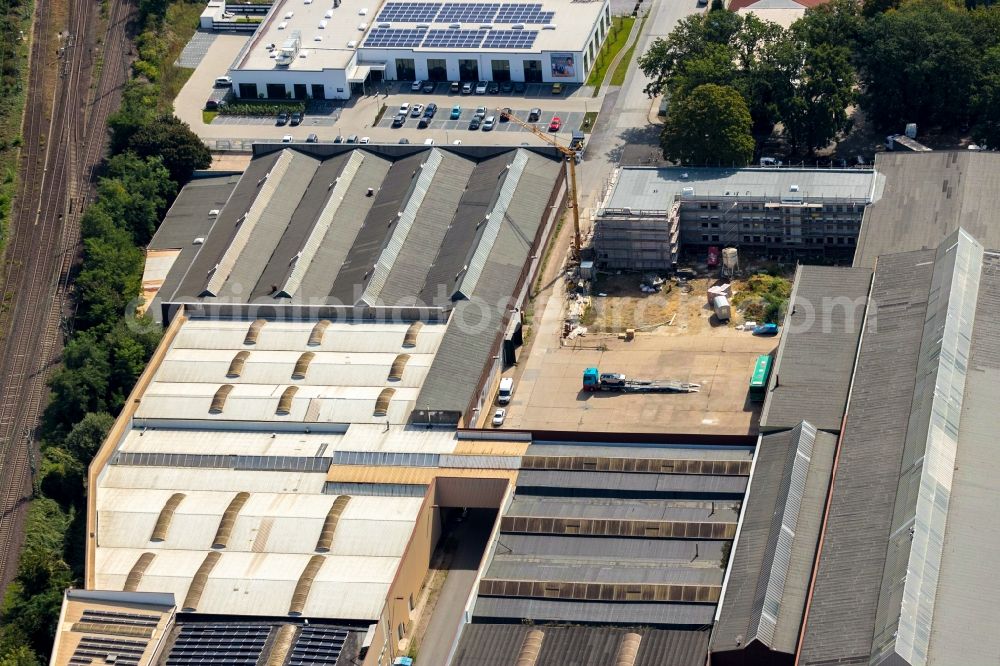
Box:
220, 101, 307, 116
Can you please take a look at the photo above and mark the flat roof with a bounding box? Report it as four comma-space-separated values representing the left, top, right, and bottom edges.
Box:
759, 265, 872, 433
234, 0, 373, 71
854, 151, 1000, 268
453, 624, 710, 666
357, 0, 607, 55
603, 166, 877, 211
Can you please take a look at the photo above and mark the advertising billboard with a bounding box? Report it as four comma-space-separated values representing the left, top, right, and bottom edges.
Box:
550, 53, 576, 78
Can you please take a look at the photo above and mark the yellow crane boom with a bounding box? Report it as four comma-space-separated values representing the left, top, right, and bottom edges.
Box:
498, 108, 582, 253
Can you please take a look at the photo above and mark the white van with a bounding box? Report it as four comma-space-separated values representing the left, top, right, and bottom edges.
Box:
497, 377, 514, 404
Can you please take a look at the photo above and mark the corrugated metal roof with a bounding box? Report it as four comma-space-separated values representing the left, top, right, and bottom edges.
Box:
927, 251, 1000, 665
324, 465, 517, 484
452, 625, 710, 666
360, 149, 444, 306
514, 470, 748, 497
490, 534, 725, 563
507, 497, 741, 523
379, 151, 475, 306
473, 596, 717, 626
799, 249, 936, 665
485, 556, 724, 586
855, 151, 1000, 268
711, 423, 836, 658
605, 166, 876, 210
760, 265, 872, 433
101, 466, 328, 494
525, 443, 755, 460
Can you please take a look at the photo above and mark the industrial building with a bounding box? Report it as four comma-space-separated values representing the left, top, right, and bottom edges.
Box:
224, 0, 611, 100
593, 166, 879, 269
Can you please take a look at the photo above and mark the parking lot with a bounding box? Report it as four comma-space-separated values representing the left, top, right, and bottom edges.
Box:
174, 34, 601, 147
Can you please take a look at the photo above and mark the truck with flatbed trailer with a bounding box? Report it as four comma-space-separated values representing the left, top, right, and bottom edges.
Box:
582, 368, 700, 393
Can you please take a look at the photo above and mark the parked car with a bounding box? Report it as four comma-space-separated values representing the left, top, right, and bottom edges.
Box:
411, 80, 423, 91
422, 81, 435, 93
346, 134, 358, 143
452, 139, 462, 145
513, 81, 526, 94
487, 81, 500, 94
417, 117, 430, 128
281, 134, 293, 142
306, 133, 318, 143
398, 138, 410, 144
528, 107, 541, 122
500, 107, 512, 122
482, 115, 496, 130
474, 106, 487, 119
276, 112, 289, 126
423, 103, 437, 117
500, 81, 513, 93
548, 116, 562, 131
551, 82, 563, 94
461, 81, 473, 94
392, 113, 407, 127
491, 407, 506, 427
451, 81, 460, 93
205, 99, 226, 110
333, 135, 343, 143
450, 104, 462, 119
399, 102, 410, 115
359, 136, 371, 144
214, 75, 233, 87
468, 116, 481, 130
290, 111, 302, 126
410, 103, 424, 117
423, 138, 435, 145
475, 81, 488, 94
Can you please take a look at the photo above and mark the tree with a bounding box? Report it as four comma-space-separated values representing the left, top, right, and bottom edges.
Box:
45, 334, 112, 433
0, 646, 40, 666
108, 80, 160, 154
637, 12, 742, 97
74, 227, 144, 332
101, 152, 176, 244
126, 115, 211, 185
37, 447, 85, 507
106, 320, 162, 410
64, 412, 115, 461
972, 46, 1000, 146
660, 84, 755, 165
791, 0, 864, 50
777, 43, 856, 153
857, 0, 979, 130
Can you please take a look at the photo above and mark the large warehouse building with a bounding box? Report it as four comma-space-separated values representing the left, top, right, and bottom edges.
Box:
226, 0, 611, 99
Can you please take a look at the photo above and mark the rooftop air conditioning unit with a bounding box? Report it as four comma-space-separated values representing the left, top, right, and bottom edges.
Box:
449, 22, 461, 28
480, 23, 492, 28
193, 237, 205, 245
299, 50, 309, 57
511, 23, 524, 29
314, 34, 322, 40
324, 9, 333, 17
358, 21, 367, 29
416, 22, 429, 27
542, 23, 555, 29
347, 39, 357, 47
285, 11, 294, 18
278, 21, 287, 28
790, 184, 799, 192
208, 209, 220, 217
319, 19, 328, 27
359, 7, 368, 14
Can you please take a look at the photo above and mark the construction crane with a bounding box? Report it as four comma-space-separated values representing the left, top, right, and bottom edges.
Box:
498, 107, 582, 253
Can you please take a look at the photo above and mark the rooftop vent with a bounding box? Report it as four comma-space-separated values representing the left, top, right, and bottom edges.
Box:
378, 21, 390, 27
347, 39, 357, 47
227, 350, 250, 378
314, 34, 322, 40
358, 6, 367, 14
325, 9, 333, 17
374, 388, 395, 417
387, 354, 410, 381
212, 492, 250, 549
480, 23, 492, 28
209, 384, 235, 414
416, 22, 429, 27
542, 24, 555, 29
790, 184, 799, 192
244, 319, 267, 345
182, 552, 221, 611
613, 633, 642, 666
292, 352, 315, 379
515, 630, 544, 666
208, 209, 220, 217
319, 19, 328, 27
193, 237, 205, 245
285, 10, 294, 18
403, 321, 422, 348
357, 21, 366, 29
316, 496, 351, 552
511, 23, 524, 29
278, 20, 287, 28
308, 320, 331, 346
150, 493, 186, 542
276, 386, 299, 415
449, 22, 461, 28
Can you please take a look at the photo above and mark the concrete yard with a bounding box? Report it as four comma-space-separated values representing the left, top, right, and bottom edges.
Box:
503, 330, 777, 435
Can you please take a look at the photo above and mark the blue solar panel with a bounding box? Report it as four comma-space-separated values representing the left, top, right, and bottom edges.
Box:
363, 27, 428, 47
376, 1, 442, 22
482, 29, 538, 48
422, 28, 487, 48
494, 3, 554, 23
435, 2, 500, 23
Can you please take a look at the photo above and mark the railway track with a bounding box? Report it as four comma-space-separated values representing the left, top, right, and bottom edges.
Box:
0, 0, 134, 592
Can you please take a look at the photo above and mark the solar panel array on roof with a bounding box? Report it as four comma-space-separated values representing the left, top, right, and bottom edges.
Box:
79, 609, 160, 627
481, 29, 538, 48
331, 450, 440, 467
436, 2, 500, 22
495, 3, 553, 22
376, 1, 442, 21
422, 28, 487, 48
69, 636, 148, 666
166, 624, 270, 665
362, 27, 428, 47
112, 451, 332, 472
287, 626, 350, 665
